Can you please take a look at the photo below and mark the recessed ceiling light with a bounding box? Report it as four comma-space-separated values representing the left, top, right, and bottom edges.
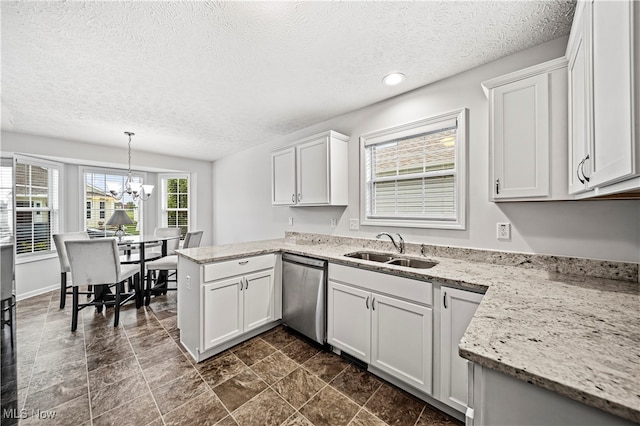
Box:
382, 72, 406, 86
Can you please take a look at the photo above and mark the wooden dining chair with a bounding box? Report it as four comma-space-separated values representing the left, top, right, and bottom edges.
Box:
53, 231, 90, 309
65, 238, 139, 331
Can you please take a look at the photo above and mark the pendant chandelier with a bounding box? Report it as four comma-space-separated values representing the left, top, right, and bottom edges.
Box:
107, 131, 154, 202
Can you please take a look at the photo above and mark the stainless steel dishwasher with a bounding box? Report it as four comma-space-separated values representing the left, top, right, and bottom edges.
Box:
281, 253, 327, 345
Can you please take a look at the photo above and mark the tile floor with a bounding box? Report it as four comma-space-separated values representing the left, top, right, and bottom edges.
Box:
3, 289, 462, 426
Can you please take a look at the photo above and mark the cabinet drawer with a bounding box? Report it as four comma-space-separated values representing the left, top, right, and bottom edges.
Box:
329, 263, 432, 306
204, 254, 275, 282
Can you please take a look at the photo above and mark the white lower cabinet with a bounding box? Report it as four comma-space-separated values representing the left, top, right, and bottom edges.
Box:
371, 293, 432, 394
178, 253, 279, 362
440, 286, 483, 413
201, 268, 275, 352
327, 264, 433, 395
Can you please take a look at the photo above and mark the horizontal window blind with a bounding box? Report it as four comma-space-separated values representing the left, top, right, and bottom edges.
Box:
0, 159, 13, 243
366, 125, 457, 220
15, 158, 60, 255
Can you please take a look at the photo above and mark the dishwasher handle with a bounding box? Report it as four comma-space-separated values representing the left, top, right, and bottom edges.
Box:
282, 253, 326, 269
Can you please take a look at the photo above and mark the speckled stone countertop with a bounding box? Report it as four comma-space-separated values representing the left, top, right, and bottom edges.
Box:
177, 236, 640, 423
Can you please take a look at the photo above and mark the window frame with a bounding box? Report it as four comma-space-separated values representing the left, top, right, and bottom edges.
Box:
158, 173, 191, 238
13, 154, 63, 261
359, 108, 467, 230
80, 166, 146, 238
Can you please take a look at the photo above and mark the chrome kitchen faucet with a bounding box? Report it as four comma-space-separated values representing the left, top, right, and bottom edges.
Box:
376, 232, 405, 254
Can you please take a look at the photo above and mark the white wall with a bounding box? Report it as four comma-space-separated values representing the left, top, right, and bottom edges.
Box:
1, 131, 214, 298
213, 36, 640, 263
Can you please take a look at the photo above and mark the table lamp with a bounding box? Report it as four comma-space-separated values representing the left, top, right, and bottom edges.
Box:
106, 210, 133, 242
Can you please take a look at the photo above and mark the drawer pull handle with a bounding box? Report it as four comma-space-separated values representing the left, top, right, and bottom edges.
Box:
239, 279, 243, 291
291, 194, 295, 203
577, 158, 586, 184
372, 297, 376, 310
443, 291, 448, 309
581, 154, 590, 182
365, 296, 369, 309
245, 278, 248, 290
239, 260, 249, 265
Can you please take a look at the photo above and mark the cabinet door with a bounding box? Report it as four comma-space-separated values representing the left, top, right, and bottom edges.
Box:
202, 277, 243, 351
296, 136, 329, 205
272, 147, 296, 205
243, 269, 275, 332
567, 0, 592, 195
440, 287, 483, 413
370, 293, 433, 394
327, 280, 371, 363
492, 74, 550, 199
590, 0, 636, 187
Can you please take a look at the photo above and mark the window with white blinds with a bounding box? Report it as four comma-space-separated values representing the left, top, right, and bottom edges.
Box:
361, 109, 467, 229
14, 156, 61, 256
83, 169, 143, 238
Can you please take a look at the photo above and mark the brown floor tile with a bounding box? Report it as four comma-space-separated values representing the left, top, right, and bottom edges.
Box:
128, 328, 173, 353
231, 389, 294, 426
281, 339, 320, 364
23, 375, 88, 413
141, 352, 197, 390
163, 390, 228, 426
28, 358, 87, 393
299, 386, 359, 426
281, 412, 314, 426
90, 373, 149, 417
364, 383, 425, 426
152, 369, 208, 415
213, 368, 268, 412
32, 343, 86, 372
198, 352, 246, 388
135, 338, 184, 369
20, 393, 91, 426
159, 315, 178, 332
251, 350, 298, 384
272, 367, 325, 409
92, 392, 161, 426
350, 408, 387, 426
86, 341, 135, 371
260, 326, 299, 349
302, 351, 349, 382
416, 405, 463, 426
88, 356, 141, 390
153, 307, 177, 321
231, 338, 276, 366
330, 364, 382, 405
216, 415, 239, 426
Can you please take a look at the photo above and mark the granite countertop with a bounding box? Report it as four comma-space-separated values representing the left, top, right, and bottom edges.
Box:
177, 238, 640, 423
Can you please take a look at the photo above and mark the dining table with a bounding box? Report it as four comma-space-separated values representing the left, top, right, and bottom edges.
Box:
117, 234, 180, 306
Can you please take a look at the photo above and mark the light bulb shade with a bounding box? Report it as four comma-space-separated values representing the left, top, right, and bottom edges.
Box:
128, 181, 141, 195
106, 181, 122, 195
106, 210, 134, 226
141, 185, 154, 196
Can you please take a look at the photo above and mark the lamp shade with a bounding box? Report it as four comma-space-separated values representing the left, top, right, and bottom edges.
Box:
106, 210, 134, 226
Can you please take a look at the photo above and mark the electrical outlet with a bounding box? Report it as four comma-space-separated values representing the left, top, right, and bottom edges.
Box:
288, 217, 294, 226
330, 218, 337, 228
186, 275, 191, 290
349, 219, 359, 230
497, 222, 511, 240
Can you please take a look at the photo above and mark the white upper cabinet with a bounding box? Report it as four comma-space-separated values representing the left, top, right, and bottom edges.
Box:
271, 130, 349, 206
567, 0, 640, 197
271, 147, 297, 205
483, 58, 569, 201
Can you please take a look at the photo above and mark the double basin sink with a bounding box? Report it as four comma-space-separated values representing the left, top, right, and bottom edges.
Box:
344, 251, 438, 269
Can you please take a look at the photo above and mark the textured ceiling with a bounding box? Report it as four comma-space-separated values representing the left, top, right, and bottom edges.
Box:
1, 1, 575, 162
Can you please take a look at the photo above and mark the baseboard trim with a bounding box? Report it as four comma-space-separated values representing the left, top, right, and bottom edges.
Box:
16, 284, 58, 301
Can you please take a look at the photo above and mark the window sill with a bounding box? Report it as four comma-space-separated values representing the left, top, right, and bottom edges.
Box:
16, 251, 58, 265
361, 217, 466, 230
